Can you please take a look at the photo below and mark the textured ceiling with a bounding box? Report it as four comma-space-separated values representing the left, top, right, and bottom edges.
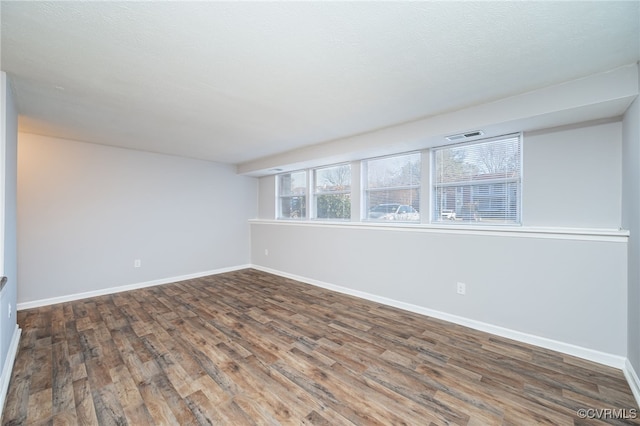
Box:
1, 1, 639, 165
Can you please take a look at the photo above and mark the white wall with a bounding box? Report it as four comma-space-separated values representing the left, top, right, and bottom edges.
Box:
258, 175, 276, 219
252, 120, 628, 359
623, 97, 640, 374
252, 223, 627, 357
0, 73, 18, 384
18, 133, 257, 304
525, 122, 622, 228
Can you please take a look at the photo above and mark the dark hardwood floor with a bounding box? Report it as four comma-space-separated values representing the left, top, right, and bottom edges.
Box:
2, 269, 638, 425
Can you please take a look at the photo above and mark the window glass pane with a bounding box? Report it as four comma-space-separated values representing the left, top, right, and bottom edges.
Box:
314, 164, 351, 193
316, 194, 350, 219
278, 171, 306, 196
366, 153, 421, 189
434, 137, 520, 184
279, 196, 306, 219
364, 153, 420, 222
278, 171, 307, 219
313, 164, 351, 220
433, 135, 521, 224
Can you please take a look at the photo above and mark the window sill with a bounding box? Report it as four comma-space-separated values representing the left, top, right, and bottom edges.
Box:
249, 219, 628, 242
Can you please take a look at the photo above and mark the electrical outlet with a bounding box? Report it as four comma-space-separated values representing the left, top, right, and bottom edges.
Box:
457, 282, 466, 295
134, 259, 141, 268
264, 249, 269, 256
8, 304, 11, 318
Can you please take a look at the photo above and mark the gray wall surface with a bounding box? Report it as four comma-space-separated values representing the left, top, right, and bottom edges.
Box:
1, 73, 18, 370
252, 223, 627, 356
258, 175, 276, 220
623, 97, 640, 373
524, 122, 622, 228
18, 133, 257, 304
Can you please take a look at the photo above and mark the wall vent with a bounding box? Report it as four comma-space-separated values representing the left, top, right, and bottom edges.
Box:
445, 130, 484, 142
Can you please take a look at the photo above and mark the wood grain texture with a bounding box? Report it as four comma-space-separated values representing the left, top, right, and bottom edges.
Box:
3, 269, 638, 425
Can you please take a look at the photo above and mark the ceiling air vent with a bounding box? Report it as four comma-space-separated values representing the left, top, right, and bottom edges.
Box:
445, 130, 484, 142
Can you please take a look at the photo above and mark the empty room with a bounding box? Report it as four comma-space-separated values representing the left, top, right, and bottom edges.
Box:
1, 1, 640, 424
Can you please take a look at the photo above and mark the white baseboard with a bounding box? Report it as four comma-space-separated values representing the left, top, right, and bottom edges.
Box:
0, 325, 21, 418
250, 264, 627, 370
624, 359, 640, 408
17, 264, 251, 310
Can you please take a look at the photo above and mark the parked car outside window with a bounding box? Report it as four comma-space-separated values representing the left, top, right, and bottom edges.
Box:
368, 204, 419, 221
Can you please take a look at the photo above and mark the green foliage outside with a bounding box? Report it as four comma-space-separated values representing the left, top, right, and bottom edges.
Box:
317, 194, 351, 219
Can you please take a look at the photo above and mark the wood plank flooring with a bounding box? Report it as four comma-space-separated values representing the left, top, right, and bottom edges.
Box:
2, 269, 639, 425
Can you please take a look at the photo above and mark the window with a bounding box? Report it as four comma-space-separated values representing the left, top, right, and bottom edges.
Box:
363, 152, 421, 222
432, 134, 521, 224
313, 164, 351, 219
277, 171, 307, 219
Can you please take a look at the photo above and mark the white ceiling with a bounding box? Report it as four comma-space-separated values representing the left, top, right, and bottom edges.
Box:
1, 1, 639, 166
